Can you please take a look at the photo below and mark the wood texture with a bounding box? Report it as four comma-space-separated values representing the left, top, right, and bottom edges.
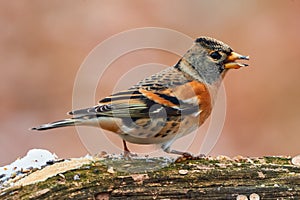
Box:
1, 155, 299, 199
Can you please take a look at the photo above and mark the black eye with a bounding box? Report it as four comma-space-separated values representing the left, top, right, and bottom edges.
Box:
210, 51, 222, 60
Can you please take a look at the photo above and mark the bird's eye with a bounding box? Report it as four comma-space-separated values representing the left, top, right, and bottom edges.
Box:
209, 51, 222, 60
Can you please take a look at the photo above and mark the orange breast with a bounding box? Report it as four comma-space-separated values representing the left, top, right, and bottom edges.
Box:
191, 81, 212, 124
173, 80, 212, 125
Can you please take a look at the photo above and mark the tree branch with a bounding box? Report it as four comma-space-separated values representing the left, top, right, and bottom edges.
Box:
1, 155, 300, 199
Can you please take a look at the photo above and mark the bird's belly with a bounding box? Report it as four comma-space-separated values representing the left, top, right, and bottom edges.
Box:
119, 116, 200, 145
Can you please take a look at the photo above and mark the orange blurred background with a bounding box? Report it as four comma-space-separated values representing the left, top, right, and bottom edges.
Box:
1, 1, 300, 165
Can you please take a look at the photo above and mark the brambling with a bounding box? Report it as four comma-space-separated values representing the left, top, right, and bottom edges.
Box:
32, 36, 249, 156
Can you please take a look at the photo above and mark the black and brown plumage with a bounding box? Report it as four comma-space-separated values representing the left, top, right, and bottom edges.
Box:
32, 36, 249, 156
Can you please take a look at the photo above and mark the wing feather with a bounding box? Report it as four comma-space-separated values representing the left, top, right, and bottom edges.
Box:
68, 67, 203, 118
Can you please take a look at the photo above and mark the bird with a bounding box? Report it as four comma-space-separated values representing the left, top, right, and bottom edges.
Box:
31, 36, 249, 157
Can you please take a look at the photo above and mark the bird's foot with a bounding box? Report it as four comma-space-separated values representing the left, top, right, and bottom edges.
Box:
123, 150, 138, 159
175, 153, 206, 163
162, 146, 196, 161
122, 140, 137, 159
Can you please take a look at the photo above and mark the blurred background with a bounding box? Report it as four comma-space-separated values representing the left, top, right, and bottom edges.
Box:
1, 0, 300, 165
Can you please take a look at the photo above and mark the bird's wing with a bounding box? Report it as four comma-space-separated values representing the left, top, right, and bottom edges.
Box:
69, 68, 207, 118
69, 87, 180, 118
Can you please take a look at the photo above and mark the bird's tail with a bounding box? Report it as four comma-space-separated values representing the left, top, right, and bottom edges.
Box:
31, 118, 82, 131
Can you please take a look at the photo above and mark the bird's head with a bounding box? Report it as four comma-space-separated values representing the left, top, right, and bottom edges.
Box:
180, 36, 249, 84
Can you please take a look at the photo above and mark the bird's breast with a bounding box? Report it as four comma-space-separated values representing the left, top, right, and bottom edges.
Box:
172, 80, 212, 125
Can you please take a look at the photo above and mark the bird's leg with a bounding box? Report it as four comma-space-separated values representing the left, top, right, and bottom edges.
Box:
122, 140, 131, 157
122, 140, 137, 157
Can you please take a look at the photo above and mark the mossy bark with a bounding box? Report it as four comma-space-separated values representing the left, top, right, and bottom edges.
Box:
1, 156, 300, 199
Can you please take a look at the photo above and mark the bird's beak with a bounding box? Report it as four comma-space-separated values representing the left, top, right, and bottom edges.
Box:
224, 52, 249, 69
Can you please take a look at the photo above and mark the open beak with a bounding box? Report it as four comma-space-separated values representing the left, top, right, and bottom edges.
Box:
224, 52, 249, 69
